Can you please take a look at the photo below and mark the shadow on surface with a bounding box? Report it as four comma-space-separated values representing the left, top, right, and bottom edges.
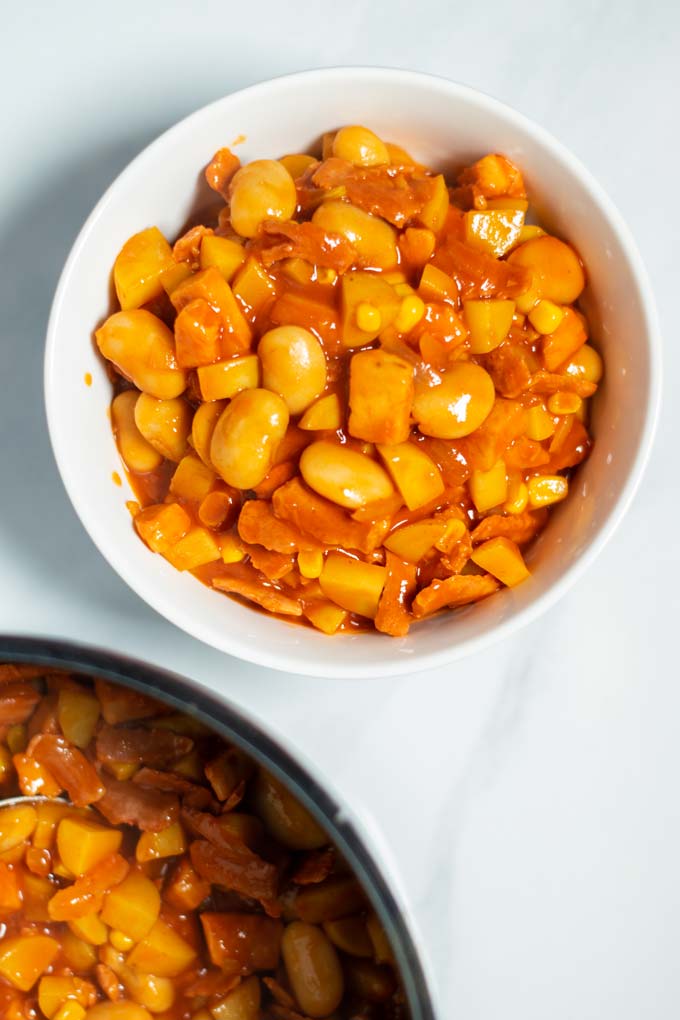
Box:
0, 128, 170, 613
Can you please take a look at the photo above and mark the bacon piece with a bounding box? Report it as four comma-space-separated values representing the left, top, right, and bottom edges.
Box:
28, 734, 104, 806
94, 679, 162, 724
204, 748, 252, 803
458, 398, 528, 471
260, 220, 357, 273
412, 573, 500, 618
528, 371, 597, 398
201, 913, 283, 973
272, 479, 389, 554
246, 545, 296, 582
471, 510, 547, 547
213, 564, 302, 617
433, 238, 531, 298
375, 553, 417, 638
173, 225, 213, 268
0, 682, 40, 725
291, 847, 335, 886
97, 777, 179, 832
132, 767, 204, 796
96, 965, 123, 1002
504, 436, 551, 471
96, 725, 193, 766
484, 343, 533, 397
440, 530, 473, 575
183, 806, 278, 903
546, 419, 592, 473
48, 853, 129, 920
312, 158, 434, 227
0, 664, 49, 683
205, 147, 241, 198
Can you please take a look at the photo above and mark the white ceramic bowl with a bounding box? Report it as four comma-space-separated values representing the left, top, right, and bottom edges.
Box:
45, 68, 661, 678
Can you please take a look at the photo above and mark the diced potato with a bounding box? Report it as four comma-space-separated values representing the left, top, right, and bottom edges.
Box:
134, 503, 192, 556
197, 355, 260, 402
169, 454, 216, 502
0, 803, 37, 853
57, 687, 101, 749
101, 871, 161, 943
136, 822, 186, 863
0, 934, 59, 991
348, 349, 414, 446
526, 404, 555, 441
57, 816, 122, 877
469, 459, 508, 513
418, 264, 457, 303
164, 527, 221, 571
323, 916, 373, 958
86, 1003, 153, 1020
200, 235, 246, 282
114, 227, 174, 310
384, 520, 447, 562
160, 261, 192, 296
417, 174, 449, 232
67, 913, 109, 946
376, 442, 444, 510
33, 802, 72, 850
319, 554, 387, 619
303, 600, 348, 635
170, 267, 252, 354
463, 299, 515, 354
61, 931, 98, 972
299, 393, 343, 431
341, 271, 399, 347
464, 208, 524, 257
38, 976, 94, 1019
470, 537, 530, 587
0, 861, 22, 914
210, 975, 260, 1020
232, 258, 279, 317
126, 919, 196, 977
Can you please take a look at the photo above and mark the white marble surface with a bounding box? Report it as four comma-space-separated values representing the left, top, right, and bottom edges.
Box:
1, 3, 678, 1017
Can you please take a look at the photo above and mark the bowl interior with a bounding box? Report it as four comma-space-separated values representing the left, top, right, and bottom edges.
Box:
45, 69, 659, 677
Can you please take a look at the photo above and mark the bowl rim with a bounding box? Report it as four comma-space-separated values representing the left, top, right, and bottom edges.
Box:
0, 633, 438, 1018
44, 66, 663, 678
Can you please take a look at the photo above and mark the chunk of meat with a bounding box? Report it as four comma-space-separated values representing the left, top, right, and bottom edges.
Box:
272, 479, 390, 554
458, 398, 528, 471
412, 573, 500, 618
433, 238, 531, 298
94, 679, 162, 724
375, 553, 417, 638
259, 220, 357, 273
97, 777, 180, 831
246, 545, 296, 582
484, 343, 533, 397
238, 499, 320, 555
96, 725, 193, 766
213, 564, 302, 617
48, 854, 129, 920
0, 683, 40, 725
28, 734, 104, 806
201, 913, 283, 973
471, 510, 547, 546
528, 370, 597, 398
132, 767, 205, 796
205, 147, 241, 198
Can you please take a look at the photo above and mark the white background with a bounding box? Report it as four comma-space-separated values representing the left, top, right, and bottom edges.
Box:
1, 3, 679, 1017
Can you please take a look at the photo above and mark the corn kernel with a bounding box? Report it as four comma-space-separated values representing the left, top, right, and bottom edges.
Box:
110, 930, 134, 952
528, 475, 569, 507
504, 478, 529, 515
355, 303, 382, 332
547, 391, 582, 416
315, 267, 337, 284
7, 725, 27, 755
469, 460, 508, 513
298, 549, 324, 579
528, 299, 565, 335
526, 404, 555, 441
53, 1004, 86, 1020
220, 534, 245, 564
394, 295, 425, 333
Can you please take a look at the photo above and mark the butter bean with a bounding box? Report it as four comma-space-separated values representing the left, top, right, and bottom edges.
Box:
134, 394, 192, 462
210, 388, 289, 489
229, 159, 297, 238
282, 922, 344, 1018
413, 362, 495, 439
259, 325, 327, 414
95, 310, 186, 399
312, 201, 398, 270
111, 391, 163, 473
332, 125, 389, 167
300, 440, 394, 509
253, 770, 327, 850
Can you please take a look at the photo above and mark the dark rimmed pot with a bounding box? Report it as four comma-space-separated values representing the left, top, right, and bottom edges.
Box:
0, 635, 436, 1020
